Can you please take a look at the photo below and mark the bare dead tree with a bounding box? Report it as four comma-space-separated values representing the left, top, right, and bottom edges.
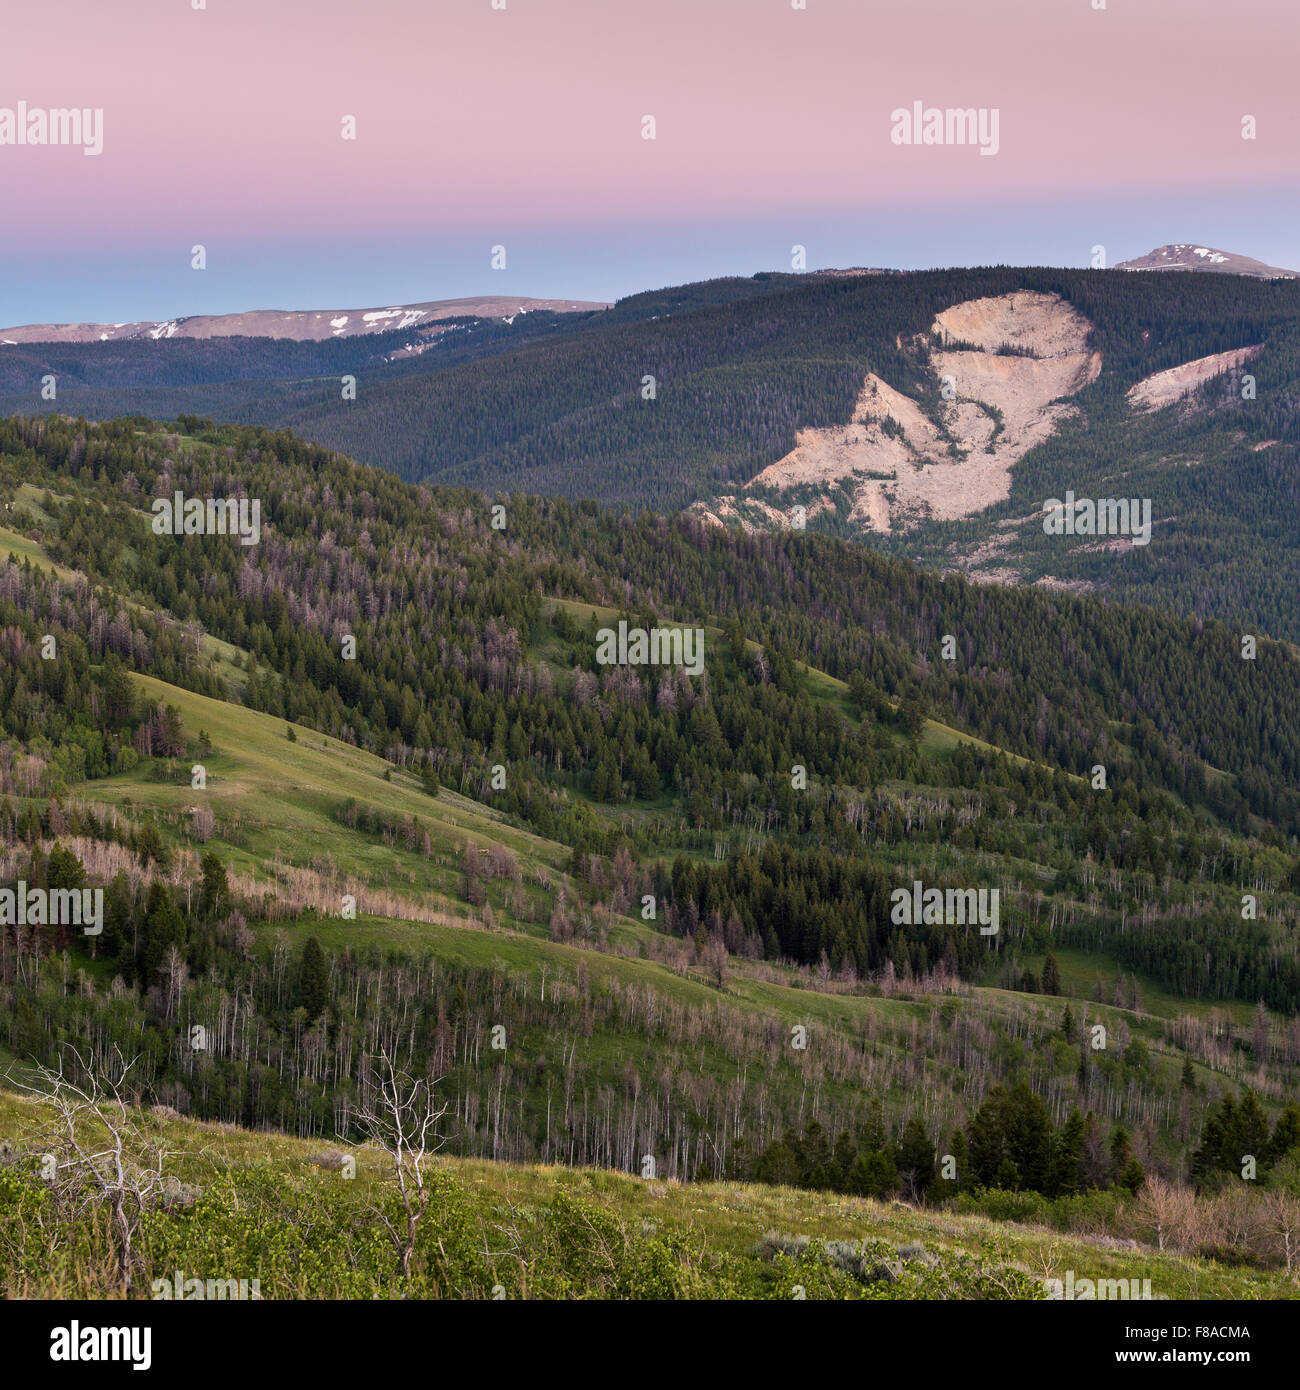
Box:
1133, 1175, 1197, 1253
1260, 1189, 1300, 1277
191, 804, 215, 843
703, 935, 730, 990
8, 1045, 179, 1294
353, 1049, 449, 1278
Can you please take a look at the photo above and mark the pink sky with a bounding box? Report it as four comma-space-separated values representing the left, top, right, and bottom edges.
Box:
1, 0, 1296, 318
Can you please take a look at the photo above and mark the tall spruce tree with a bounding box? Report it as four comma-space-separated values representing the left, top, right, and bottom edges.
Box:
299, 936, 329, 1021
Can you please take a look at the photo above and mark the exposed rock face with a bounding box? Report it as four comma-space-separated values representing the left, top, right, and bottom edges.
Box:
739, 290, 1100, 532
1126, 346, 1262, 413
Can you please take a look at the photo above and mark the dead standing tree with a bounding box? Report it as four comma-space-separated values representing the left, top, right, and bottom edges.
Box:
354, 1049, 449, 1278
9, 1045, 178, 1295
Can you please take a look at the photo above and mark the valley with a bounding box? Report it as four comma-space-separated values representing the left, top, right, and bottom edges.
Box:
3, 412, 1300, 1302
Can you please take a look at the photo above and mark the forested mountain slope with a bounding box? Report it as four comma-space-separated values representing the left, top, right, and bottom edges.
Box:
1, 414, 1299, 1292
6, 266, 1300, 643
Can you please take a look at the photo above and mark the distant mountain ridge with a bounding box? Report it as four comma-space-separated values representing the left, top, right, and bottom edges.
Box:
5, 260, 1300, 644
1115, 243, 1297, 279
0, 294, 610, 345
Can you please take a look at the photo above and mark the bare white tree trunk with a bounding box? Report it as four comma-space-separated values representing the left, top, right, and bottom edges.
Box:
353, 1049, 449, 1279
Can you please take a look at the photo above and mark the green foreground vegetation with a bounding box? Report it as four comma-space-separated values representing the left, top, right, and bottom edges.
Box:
2, 1088, 1289, 1301
3, 415, 1300, 1298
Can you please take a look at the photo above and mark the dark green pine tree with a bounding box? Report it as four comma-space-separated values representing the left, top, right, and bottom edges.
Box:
993, 1156, 1022, 1190
199, 851, 229, 917
800, 1122, 835, 1190
1237, 1090, 1271, 1168
299, 936, 329, 1021
967, 1086, 1011, 1187
947, 1127, 969, 1193
1109, 1123, 1141, 1190
898, 1116, 936, 1200
1041, 952, 1061, 996
102, 871, 133, 957
1006, 1082, 1053, 1193
1192, 1096, 1232, 1187
140, 881, 186, 985
1267, 1105, 1300, 1165
846, 1147, 900, 1199
754, 1139, 800, 1188
1050, 1110, 1087, 1196
831, 1128, 858, 1191
1118, 1154, 1146, 1194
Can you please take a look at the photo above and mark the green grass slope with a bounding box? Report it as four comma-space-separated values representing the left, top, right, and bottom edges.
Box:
0, 1088, 1286, 1301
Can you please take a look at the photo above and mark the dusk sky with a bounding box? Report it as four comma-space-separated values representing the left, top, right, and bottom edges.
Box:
2, 0, 1297, 324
